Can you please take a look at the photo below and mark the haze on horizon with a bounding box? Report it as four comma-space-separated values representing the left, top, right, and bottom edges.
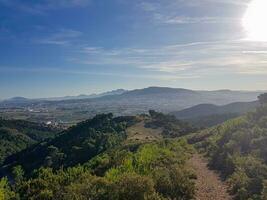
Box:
0, 0, 266, 99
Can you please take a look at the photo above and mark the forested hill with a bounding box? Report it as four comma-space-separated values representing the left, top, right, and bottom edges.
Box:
0, 119, 58, 164
171, 101, 259, 127
0, 111, 199, 200
2, 112, 197, 175
171, 101, 259, 120
188, 93, 267, 200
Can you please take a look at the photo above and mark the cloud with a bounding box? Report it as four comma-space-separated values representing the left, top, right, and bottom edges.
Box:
77, 40, 267, 77
139, 0, 249, 8
162, 16, 239, 24
138, 0, 246, 26
34, 29, 83, 46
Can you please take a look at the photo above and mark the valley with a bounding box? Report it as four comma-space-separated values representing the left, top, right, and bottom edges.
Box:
0, 92, 266, 200
0, 87, 262, 127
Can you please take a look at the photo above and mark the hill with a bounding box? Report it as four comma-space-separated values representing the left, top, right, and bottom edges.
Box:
0, 111, 199, 200
0, 119, 59, 164
2, 111, 197, 175
171, 101, 259, 119
171, 101, 259, 127
188, 98, 267, 199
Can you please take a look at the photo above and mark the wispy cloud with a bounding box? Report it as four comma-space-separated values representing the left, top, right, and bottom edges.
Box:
34, 29, 83, 46
140, 0, 249, 8
76, 40, 267, 77
138, 0, 245, 25
162, 16, 239, 24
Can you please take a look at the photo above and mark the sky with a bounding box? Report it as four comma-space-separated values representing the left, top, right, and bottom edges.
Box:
0, 0, 266, 99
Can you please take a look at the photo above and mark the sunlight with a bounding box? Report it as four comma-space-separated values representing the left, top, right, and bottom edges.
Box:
242, 0, 267, 41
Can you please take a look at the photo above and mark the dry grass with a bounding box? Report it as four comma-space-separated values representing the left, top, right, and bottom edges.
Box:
126, 122, 162, 144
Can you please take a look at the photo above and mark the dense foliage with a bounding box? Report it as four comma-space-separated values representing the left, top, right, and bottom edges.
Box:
0, 119, 58, 164
189, 98, 267, 200
1, 139, 195, 200
2, 114, 136, 174
0, 110, 200, 200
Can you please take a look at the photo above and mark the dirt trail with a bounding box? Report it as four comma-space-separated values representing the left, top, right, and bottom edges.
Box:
188, 154, 233, 200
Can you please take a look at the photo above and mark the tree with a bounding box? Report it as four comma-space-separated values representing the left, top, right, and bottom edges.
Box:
12, 165, 25, 184
258, 93, 267, 105
0, 177, 16, 200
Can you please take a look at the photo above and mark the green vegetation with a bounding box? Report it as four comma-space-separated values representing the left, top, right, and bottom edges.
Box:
185, 113, 240, 128
7, 139, 195, 200
0, 119, 58, 164
0, 111, 198, 199
146, 110, 198, 138
189, 94, 267, 200
0, 177, 16, 200
8, 99, 267, 200
3, 114, 133, 174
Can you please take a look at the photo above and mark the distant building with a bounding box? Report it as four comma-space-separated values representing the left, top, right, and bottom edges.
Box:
46, 121, 52, 125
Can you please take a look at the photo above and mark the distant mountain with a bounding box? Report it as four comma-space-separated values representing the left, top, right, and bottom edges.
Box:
121, 87, 196, 96
1, 89, 127, 103
171, 101, 259, 127
0, 87, 264, 124
2, 97, 29, 103
171, 101, 259, 119
44, 89, 127, 101
90, 87, 262, 113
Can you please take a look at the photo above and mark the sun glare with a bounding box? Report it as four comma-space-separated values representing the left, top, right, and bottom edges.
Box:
242, 0, 267, 41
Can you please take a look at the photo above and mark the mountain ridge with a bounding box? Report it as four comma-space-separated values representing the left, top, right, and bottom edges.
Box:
171, 101, 259, 119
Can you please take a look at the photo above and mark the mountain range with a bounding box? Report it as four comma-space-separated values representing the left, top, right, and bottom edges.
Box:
0, 87, 264, 125
1, 89, 127, 103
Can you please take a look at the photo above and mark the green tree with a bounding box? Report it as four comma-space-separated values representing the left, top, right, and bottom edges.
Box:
12, 165, 25, 184
0, 177, 16, 200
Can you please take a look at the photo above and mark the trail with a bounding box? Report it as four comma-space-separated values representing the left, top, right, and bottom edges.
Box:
188, 154, 233, 200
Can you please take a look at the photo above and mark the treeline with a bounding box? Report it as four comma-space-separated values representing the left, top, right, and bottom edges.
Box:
189, 94, 267, 200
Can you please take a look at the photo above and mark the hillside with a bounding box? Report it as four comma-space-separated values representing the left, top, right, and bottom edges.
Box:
0, 119, 58, 164
2, 111, 196, 175
171, 101, 258, 119
188, 97, 267, 200
171, 101, 259, 127
0, 111, 201, 200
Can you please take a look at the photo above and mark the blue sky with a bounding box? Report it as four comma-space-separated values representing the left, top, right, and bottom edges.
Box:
0, 0, 266, 99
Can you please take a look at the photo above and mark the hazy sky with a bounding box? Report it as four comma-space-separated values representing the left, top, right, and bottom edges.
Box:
0, 0, 266, 98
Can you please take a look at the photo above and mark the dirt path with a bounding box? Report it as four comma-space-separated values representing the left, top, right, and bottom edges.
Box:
188, 154, 233, 200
